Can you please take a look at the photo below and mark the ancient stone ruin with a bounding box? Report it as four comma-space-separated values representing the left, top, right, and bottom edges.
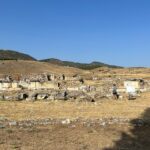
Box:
0, 73, 149, 101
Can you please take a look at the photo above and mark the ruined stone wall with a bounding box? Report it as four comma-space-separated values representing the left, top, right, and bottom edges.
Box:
124, 81, 140, 89
0, 73, 149, 101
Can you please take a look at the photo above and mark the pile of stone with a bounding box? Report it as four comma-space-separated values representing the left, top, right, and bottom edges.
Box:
1, 117, 149, 128
0, 89, 94, 102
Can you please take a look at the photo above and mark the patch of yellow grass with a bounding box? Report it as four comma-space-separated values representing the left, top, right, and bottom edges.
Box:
0, 92, 150, 121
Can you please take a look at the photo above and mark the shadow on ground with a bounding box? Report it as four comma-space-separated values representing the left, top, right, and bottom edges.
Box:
104, 108, 150, 150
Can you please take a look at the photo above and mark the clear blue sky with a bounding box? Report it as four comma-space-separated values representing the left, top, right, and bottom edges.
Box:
0, 0, 150, 67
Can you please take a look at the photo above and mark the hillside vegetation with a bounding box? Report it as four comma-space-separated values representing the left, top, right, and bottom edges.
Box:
41, 58, 122, 70
0, 50, 121, 69
0, 49, 36, 60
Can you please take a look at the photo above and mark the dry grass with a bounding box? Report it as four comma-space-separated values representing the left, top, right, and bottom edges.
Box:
0, 60, 87, 76
0, 124, 134, 150
0, 92, 150, 150
0, 63, 150, 150
93, 67, 150, 79
0, 99, 150, 150
0, 92, 150, 121
0, 60, 150, 79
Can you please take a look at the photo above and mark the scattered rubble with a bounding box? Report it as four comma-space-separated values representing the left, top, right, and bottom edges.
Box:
0, 118, 149, 128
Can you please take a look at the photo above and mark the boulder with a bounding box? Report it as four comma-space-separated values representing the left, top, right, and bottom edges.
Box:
4, 95, 16, 101
67, 91, 82, 100
9, 121, 17, 126
37, 93, 49, 100
55, 92, 67, 100
55, 93, 65, 100
47, 95, 55, 100
61, 119, 71, 125
18, 93, 29, 100
27, 93, 38, 101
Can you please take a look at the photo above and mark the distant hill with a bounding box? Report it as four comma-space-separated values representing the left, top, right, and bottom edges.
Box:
0, 50, 36, 60
0, 60, 84, 76
0, 50, 122, 69
41, 58, 122, 70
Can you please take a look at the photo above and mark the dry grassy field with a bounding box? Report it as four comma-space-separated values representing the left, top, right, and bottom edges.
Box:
0, 92, 150, 150
0, 93, 150, 121
0, 60, 87, 76
0, 62, 150, 149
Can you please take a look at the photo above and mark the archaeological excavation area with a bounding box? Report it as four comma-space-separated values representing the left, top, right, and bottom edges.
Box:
0, 67, 150, 102
0, 62, 150, 150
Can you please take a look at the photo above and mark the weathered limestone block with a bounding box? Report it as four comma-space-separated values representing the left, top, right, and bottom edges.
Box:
27, 92, 38, 101
37, 93, 49, 100
19, 81, 30, 89
65, 76, 75, 81
18, 93, 29, 100
11, 82, 19, 89
0, 83, 3, 90
55, 94, 64, 100
40, 82, 59, 90
79, 85, 90, 92
47, 95, 55, 100
67, 87, 79, 91
50, 74, 56, 81
2, 83, 11, 89
4, 95, 17, 101
59, 74, 65, 80
55, 91, 67, 100
47, 91, 58, 100
25, 81, 59, 90
67, 91, 83, 100
28, 82, 40, 90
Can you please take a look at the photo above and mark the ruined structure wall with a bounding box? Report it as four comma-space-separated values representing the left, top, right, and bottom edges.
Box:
40, 82, 59, 89
12, 82, 18, 89
124, 81, 140, 89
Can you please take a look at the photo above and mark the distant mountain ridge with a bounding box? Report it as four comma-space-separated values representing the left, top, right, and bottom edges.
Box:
0, 49, 121, 69
0, 49, 36, 60
41, 58, 122, 70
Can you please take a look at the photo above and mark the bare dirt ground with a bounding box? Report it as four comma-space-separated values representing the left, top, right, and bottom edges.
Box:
0, 92, 150, 150
1, 123, 150, 150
